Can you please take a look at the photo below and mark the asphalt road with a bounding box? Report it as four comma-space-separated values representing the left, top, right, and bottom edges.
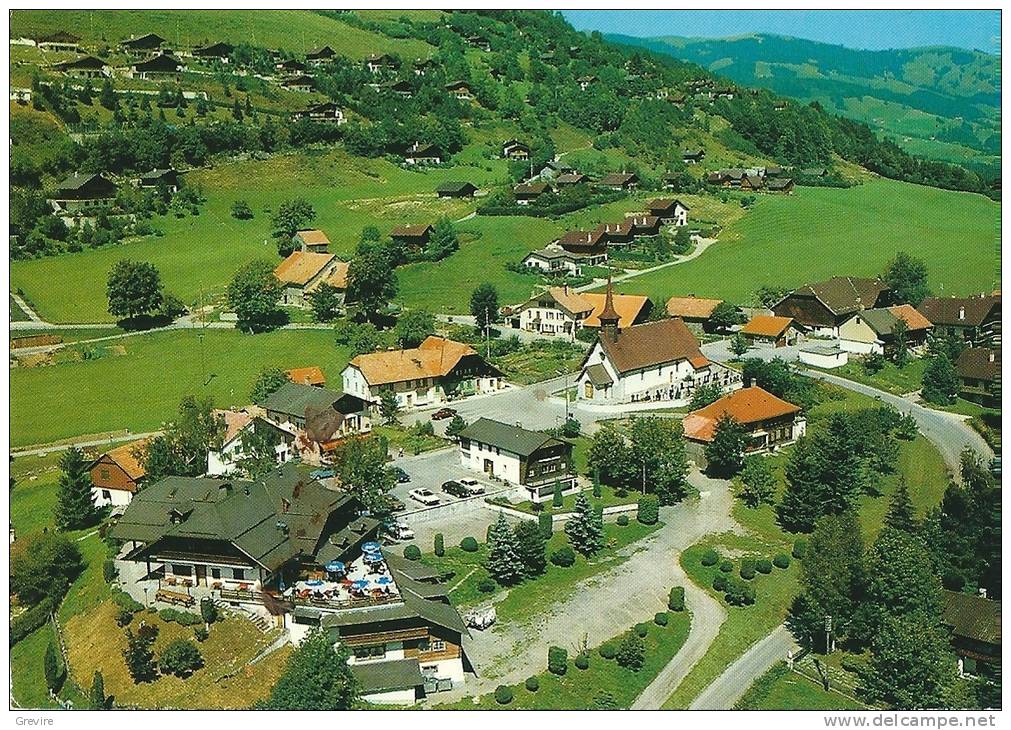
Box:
689, 624, 797, 710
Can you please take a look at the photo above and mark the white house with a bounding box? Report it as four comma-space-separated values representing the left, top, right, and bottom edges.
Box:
89, 439, 149, 508
798, 344, 848, 369
521, 243, 589, 276
206, 409, 296, 476
838, 304, 933, 356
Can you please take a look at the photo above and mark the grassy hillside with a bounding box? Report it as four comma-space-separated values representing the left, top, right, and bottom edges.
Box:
612, 178, 1000, 303
10, 9, 433, 59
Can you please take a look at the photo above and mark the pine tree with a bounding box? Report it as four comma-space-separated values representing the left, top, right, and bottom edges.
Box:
564, 493, 604, 556
44, 641, 63, 695
54, 446, 98, 531
513, 520, 547, 577
123, 628, 158, 683
486, 514, 524, 584
922, 353, 959, 405
884, 478, 917, 533
705, 414, 747, 477
89, 671, 107, 709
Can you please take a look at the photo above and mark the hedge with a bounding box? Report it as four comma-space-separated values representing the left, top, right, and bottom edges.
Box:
792, 539, 808, 559
599, 642, 617, 660
159, 608, 202, 626
538, 512, 553, 539
460, 536, 479, 552
112, 589, 143, 614
654, 612, 669, 626
103, 559, 118, 584
495, 685, 514, 705
701, 549, 719, 566
756, 558, 773, 574
434, 534, 445, 557
740, 558, 756, 580
548, 646, 568, 675
635, 622, 649, 638
637, 494, 660, 525
575, 653, 590, 670
10, 598, 55, 646
477, 578, 497, 593
668, 586, 685, 611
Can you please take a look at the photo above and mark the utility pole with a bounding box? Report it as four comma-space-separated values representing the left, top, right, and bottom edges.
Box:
824, 614, 833, 655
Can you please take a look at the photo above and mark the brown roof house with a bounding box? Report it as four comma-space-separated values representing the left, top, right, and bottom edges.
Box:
683, 386, 805, 454
772, 276, 890, 336
918, 295, 1001, 346
126, 53, 185, 80
390, 224, 433, 252
577, 281, 740, 404
293, 229, 331, 253
90, 438, 149, 508
274, 251, 345, 308
52, 55, 110, 79
838, 304, 933, 356
342, 336, 503, 411
556, 229, 608, 262
287, 366, 327, 387
598, 172, 639, 191
942, 590, 1001, 679
512, 286, 649, 338
955, 348, 1001, 407
665, 296, 724, 332
513, 182, 550, 205
48, 172, 117, 215
740, 315, 799, 348
649, 198, 690, 226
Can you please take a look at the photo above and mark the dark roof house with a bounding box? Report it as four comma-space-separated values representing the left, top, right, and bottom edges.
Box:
772, 276, 890, 331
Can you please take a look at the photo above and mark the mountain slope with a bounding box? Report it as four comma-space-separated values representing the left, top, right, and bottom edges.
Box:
608, 32, 1000, 167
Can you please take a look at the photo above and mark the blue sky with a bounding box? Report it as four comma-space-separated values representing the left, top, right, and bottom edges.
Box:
561, 10, 1001, 53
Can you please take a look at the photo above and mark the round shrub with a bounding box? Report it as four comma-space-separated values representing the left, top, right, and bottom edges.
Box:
654, 612, 669, 626
616, 514, 629, 526
740, 563, 756, 581
719, 560, 734, 573
550, 546, 576, 567
599, 642, 617, 660
575, 653, 590, 670
792, 539, 808, 559
525, 676, 539, 692
477, 577, 497, 593
635, 622, 649, 638
756, 558, 773, 574
712, 574, 728, 592
434, 533, 445, 557
403, 544, 422, 561
773, 553, 791, 569
159, 639, 204, 678
637, 494, 660, 525
460, 536, 479, 552
194, 626, 209, 642
668, 586, 685, 612
494, 685, 513, 705
116, 607, 134, 627
701, 549, 719, 566
548, 646, 568, 675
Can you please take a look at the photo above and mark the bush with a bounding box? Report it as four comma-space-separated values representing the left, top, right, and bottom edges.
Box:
637, 494, 660, 525
615, 633, 646, 671
550, 546, 576, 567
194, 626, 209, 642
548, 646, 568, 675
575, 653, 590, 670
525, 676, 539, 692
840, 656, 865, 674
773, 553, 791, 569
654, 612, 669, 626
740, 558, 756, 580
723, 576, 756, 606
159, 639, 204, 678
403, 544, 422, 561
756, 558, 773, 574
668, 586, 685, 612
434, 533, 445, 557
112, 589, 143, 614
477, 577, 497, 593
158, 608, 202, 626
103, 560, 118, 584
635, 622, 649, 638
713, 574, 728, 592
616, 514, 629, 526
719, 560, 733, 573
494, 685, 513, 705
537, 512, 553, 539
116, 608, 135, 627
199, 597, 218, 625
792, 539, 808, 559
10, 598, 55, 646
701, 549, 719, 566
460, 536, 479, 552
599, 642, 617, 660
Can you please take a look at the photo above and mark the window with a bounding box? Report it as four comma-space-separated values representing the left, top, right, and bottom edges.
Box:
102, 490, 112, 500
353, 644, 386, 660
210, 568, 221, 579
232, 568, 245, 581
431, 640, 446, 652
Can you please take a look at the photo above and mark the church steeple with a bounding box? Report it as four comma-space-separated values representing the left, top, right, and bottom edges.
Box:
599, 263, 620, 342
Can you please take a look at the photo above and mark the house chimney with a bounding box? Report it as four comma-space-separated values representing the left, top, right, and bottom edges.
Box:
959, 306, 966, 321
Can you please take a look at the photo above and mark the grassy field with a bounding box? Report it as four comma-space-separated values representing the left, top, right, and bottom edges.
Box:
814, 356, 927, 396
10, 328, 351, 447
10, 9, 433, 59
11, 451, 64, 538
613, 179, 1000, 304
736, 662, 865, 710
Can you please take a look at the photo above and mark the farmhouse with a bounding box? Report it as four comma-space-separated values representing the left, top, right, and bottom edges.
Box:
343, 336, 503, 410
538, 160, 574, 179
740, 174, 764, 191
305, 45, 336, 67
598, 172, 639, 190
402, 142, 442, 165
501, 140, 530, 159
555, 172, 589, 186
286, 366, 327, 387
445, 80, 473, 100
121, 33, 166, 54
191, 41, 234, 63
137, 168, 179, 192
665, 296, 724, 331
683, 386, 806, 453
281, 74, 314, 92
436, 181, 478, 198
513, 181, 550, 205
365, 53, 397, 74
48, 172, 117, 214
127, 53, 185, 80
766, 177, 795, 193
740, 315, 799, 348
772, 276, 890, 336
955, 348, 1001, 407
556, 229, 608, 261
838, 305, 933, 355
917, 295, 1001, 346
942, 590, 1001, 679
291, 102, 346, 124
273, 251, 343, 308
293, 229, 331, 253
682, 148, 705, 164
648, 198, 690, 226
385, 79, 414, 98
412, 57, 435, 75
90, 439, 149, 508
275, 58, 306, 75
261, 382, 371, 461
627, 215, 661, 238
521, 244, 593, 277
458, 418, 577, 502
52, 55, 109, 79
593, 220, 634, 247
390, 224, 433, 250
37, 30, 82, 52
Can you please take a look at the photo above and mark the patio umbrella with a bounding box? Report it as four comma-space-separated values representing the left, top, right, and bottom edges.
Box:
351, 579, 370, 590
362, 541, 382, 553
363, 552, 384, 564
324, 561, 345, 573
375, 576, 393, 586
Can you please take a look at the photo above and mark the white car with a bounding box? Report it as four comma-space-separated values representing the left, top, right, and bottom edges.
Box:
408, 488, 440, 506
459, 478, 485, 495
385, 522, 415, 541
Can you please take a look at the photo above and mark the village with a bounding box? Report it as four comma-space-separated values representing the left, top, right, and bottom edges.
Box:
8, 8, 1001, 716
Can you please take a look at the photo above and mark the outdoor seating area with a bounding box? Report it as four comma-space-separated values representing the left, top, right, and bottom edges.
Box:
285, 543, 401, 608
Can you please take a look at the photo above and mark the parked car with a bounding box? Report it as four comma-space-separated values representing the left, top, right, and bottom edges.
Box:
409, 488, 440, 506
386, 496, 407, 513
391, 466, 411, 483
432, 407, 457, 420
441, 480, 470, 498
309, 468, 335, 480
459, 477, 485, 495
383, 521, 415, 541
465, 606, 497, 630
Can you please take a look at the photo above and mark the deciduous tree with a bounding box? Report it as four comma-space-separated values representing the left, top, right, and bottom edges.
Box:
227, 259, 284, 333
106, 259, 164, 322
261, 629, 357, 710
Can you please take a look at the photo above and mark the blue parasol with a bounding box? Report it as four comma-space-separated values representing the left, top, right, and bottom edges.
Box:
362, 541, 382, 553
325, 561, 345, 573
351, 579, 369, 590
363, 551, 384, 563
375, 576, 393, 585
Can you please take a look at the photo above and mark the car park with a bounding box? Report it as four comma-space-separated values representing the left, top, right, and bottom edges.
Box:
441, 480, 470, 498
409, 488, 440, 506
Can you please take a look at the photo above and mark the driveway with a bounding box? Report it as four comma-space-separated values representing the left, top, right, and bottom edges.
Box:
702, 337, 822, 364
689, 624, 797, 709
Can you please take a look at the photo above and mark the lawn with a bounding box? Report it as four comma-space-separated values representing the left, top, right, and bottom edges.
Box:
440, 610, 691, 709
612, 179, 1000, 304
372, 425, 449, 455
10, 328, 351, 447
813, 357, 927, 396
494, 482, 640, 516
735, 662, 865, 710
490, 338, 586, 385
11, 451, 64, 538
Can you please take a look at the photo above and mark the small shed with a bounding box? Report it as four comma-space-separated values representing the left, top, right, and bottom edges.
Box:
798, 344, 848, 369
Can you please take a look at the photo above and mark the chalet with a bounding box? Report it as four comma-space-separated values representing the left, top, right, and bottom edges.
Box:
766, 177, 795, 194
942, 590, 1001, 679
458, 418, 577, 502
513, 182, 550, 205
800, 167, 828, 178
740, 174, 764, 191
765, 165, 785, 177
682, 148, 705, 164
273, 251, 343, 308
364, 53, 398, 74
773, 101, 788, 111
665, 296, 724, 331
593, 220, 634, 247
120, 33, 166, 54
137, 168, 179, 193
598, 172, 639, 190
740, 315, 799, 348
275, 58, 306, 75
917, 295, 1001, 345
627, 215, 661, 238
127, 53, 185, 80
577, 75, 597, 91
291, 102, 346, 124
772, 276, 891, 336
287, 366, 327, 388
402, 142, 441, 165
555, 172, 589, 187
556, 229, 608, 260
390, 224, 433, 250
838, 305, 933, 356
342, 336, 503, 410
191, 41, 234, 63
436, 181, 477, 199
445, 81, 473, 100
521, 244, 592, 277
205, 409, 266, 477
538, 160, 574, 179
10, 88, 32, 104
90, 439, 148, 508
465, 35, 491, 51
385, 80, 414, 98
261, 382, 371, 441
512, 286, 649, 337
37, 30, 81, 53
48, 173, 117, 214
412, 57, 435, 76
577, 287, 739, 405
716, 88, 735, 99
293, 229, 331, 253
683, 387, 806, 453
52, 55, 109, 79
501, 140, 530, 160
305, 45, 336, 67
648, 198, 689, 226
955, 348, 1001, 407
281, 75, 315, 93
709, 168, 745, 187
